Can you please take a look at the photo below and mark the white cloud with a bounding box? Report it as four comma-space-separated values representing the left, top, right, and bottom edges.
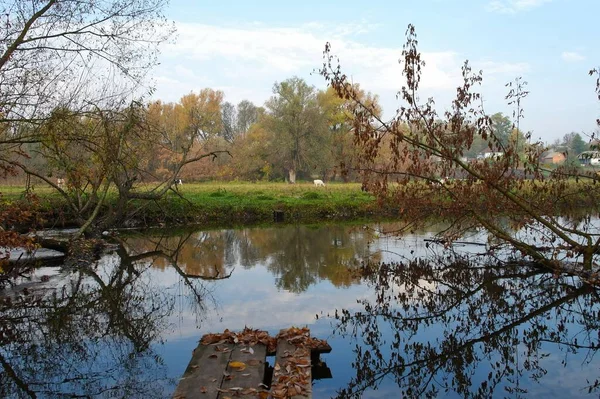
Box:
156, 22, 462, 100
152, 21, 529, 117
486, 0, 551, 14
561, 51, 586, 63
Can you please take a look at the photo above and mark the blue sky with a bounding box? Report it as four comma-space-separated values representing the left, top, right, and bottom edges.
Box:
151, 0, 599, 143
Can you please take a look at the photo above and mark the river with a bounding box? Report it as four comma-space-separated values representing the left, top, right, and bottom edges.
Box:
1, 221, 598, 398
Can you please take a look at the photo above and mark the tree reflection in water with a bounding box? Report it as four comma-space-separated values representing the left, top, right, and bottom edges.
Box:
333, 251, 600, 398
7, 222, 593, 397
123, 224, 380, 293
0, 235, 213, 398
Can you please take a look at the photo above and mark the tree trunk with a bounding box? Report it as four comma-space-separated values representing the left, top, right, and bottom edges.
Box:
288, 169, 296, 184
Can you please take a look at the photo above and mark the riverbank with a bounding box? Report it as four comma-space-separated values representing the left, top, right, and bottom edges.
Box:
1, 182, 390, 229
2, 180, 599, 231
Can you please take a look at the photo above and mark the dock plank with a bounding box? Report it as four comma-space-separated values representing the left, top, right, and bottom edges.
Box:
173, 328, 330, 399
218, 343, 267, 399
172, 343, 234, 399
270, 330, 312, 399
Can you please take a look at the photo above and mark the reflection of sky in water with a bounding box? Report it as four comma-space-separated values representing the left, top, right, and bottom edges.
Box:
137, 223, 600, 398
3, 222, 599, 398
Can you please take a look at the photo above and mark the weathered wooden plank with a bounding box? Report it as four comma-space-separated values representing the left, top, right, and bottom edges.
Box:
270, 330, 312, 399
172, 343, 234, 399
217, 343, 267, 399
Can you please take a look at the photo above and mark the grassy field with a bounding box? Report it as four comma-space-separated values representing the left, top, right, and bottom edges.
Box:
175, 181, 371, 206
142, 181, 380, 225
0, 181, 383, 227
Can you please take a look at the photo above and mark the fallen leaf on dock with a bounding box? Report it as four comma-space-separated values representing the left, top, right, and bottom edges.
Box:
200, 328, 278, 353
214, 345, 231, 352
241, 346, 254, 354
229, 361, 246, 371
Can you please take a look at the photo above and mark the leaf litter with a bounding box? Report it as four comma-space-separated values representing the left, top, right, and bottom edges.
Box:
198, 326, 329, 398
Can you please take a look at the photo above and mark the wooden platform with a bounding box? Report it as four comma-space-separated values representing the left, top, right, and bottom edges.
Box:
172, 327, 331, 399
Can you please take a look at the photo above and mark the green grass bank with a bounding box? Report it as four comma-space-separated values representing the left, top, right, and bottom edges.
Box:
1, 182, 389, 229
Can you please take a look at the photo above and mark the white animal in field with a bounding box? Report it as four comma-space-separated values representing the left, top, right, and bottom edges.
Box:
175, 178, 183, 186
313, 179, 325, 187
432, 177, 447, 187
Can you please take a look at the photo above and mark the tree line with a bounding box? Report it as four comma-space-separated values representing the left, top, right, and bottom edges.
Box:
4, 81, 594, 190
3, 78, 382, 186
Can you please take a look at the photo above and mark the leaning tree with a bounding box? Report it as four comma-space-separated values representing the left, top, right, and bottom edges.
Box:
0, 1, 233, 245
0, 0, 172, 267
321, 24, 600, 282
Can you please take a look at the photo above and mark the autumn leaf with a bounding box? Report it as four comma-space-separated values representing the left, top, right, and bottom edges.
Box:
229, 361, 246, 371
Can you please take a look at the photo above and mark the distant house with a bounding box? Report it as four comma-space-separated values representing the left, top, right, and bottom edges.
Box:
578, 151, 600, 166
477, 147, 504, 160
540, 150, 566, 164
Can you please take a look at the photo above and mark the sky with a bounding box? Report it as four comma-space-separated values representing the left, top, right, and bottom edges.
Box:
150, 0, 599, 143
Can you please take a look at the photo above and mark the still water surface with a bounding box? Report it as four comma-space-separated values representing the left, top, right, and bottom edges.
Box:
1, 222, 598, 398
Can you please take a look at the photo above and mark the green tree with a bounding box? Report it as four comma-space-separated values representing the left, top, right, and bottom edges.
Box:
264, 77, 329, 183
318, 85, 381, 181
490, 112, 512, 148
571, 133, 588, 154
557, 132, 588, 165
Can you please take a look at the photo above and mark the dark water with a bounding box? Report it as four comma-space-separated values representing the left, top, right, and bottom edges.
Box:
1, 222, 599, 398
